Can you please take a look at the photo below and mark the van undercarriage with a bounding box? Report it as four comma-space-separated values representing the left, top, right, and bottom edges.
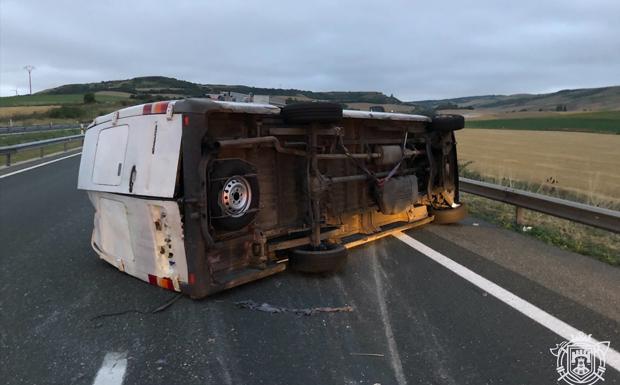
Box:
173, 100, 464, 297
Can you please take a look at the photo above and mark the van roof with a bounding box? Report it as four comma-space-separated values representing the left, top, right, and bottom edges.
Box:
89, 98, 430, 128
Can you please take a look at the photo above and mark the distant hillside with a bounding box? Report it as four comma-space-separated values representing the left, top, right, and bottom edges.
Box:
40, 76, 400, 105
408, 86, 620, 112
25, 77, 620, 113
42, 76, 204, 96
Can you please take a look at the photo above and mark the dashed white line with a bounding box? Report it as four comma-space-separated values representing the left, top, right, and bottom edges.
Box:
394, 232, 620, 373
92, 351, 128, 385
0, 152, 81, 179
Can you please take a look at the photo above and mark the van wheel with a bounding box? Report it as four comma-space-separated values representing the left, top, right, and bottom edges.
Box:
209, 159, 260, 231
430, 203, 467, 224
281, 102, 343, 124
430, 114, 465, 132
288, 242, 348, 273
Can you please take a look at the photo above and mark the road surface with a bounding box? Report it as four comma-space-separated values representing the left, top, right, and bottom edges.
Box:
1, 155, 619, 385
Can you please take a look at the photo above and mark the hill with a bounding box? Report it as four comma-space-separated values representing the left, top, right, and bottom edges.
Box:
39, 76, 400, 105
32, 76, 620, 112
408, 86, 620, 112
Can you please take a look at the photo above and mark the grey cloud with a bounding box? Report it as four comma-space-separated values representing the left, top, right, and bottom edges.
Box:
1, 0, 619, 99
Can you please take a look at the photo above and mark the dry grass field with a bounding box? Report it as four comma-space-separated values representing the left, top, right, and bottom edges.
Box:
456, 129, 620, 208
0, 105, 58, 119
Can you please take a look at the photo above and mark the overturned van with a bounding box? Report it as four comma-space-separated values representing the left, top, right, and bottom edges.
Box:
78, 99, 465, 298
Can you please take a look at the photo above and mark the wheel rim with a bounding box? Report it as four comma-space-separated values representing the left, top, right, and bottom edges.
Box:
220, 176, 252, 218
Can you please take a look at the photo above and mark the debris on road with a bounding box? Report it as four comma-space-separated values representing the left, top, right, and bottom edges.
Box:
234, 300, 354, 316
90, 294, 183, 321
151, 294, 183, 313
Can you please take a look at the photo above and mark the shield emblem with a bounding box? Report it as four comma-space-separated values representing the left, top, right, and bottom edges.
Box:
550, 334, 610, 385
568, 344, 593, 380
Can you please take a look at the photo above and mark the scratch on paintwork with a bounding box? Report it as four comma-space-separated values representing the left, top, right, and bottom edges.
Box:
369, 243, 408, 385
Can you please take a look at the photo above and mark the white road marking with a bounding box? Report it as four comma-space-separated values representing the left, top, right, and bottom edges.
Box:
0, 152, 81, 179
394, 232, 620, 373
92, 352, 128, 385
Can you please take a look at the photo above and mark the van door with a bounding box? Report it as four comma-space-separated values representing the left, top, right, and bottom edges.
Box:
92, 125, 129, 186
78, 114, 182, 198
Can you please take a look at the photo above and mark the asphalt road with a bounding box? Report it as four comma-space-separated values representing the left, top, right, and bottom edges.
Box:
1, 156, 619, 385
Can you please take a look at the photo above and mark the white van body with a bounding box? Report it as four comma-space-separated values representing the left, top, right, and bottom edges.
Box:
78, 99, 464, 297
78, 102, 188, 290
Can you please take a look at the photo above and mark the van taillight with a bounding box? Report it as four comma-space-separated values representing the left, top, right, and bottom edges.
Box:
148, 274, 176, 290
142, 102, 169, 115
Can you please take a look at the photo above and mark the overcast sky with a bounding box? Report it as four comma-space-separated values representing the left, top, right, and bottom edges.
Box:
1, 0, 619, 100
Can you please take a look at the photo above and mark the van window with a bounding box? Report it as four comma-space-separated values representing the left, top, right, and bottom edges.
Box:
92, 125, 129, 185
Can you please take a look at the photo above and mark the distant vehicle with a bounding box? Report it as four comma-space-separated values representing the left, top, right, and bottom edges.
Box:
78, 100, 465, 298
369, 105, 386, 112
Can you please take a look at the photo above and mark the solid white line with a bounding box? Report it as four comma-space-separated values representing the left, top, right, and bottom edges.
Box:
92, 352, 127, 385
0, 152, 81, 179
393, 232, 620, 373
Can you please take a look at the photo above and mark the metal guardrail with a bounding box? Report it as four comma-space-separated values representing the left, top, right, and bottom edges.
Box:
0, 134, 84, 166
0, 123, 83, 134
459, 177, 620, 234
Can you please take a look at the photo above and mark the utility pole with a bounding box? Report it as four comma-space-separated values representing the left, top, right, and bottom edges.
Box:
23, 65, 35, 95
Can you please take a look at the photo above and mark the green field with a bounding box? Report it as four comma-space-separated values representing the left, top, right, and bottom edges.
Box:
0, 93, 128, 107
465, 111, 620, 134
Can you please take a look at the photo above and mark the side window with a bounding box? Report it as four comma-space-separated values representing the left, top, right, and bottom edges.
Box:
92, 125, 129, 186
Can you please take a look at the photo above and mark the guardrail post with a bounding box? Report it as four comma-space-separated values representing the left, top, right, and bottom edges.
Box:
63, 141, 68, 152
40, 147, 44, 158
5, 153, 10, 167
515, 206, 525, 226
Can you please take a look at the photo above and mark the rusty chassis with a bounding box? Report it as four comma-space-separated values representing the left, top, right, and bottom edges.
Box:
174, 100, 457, 298
217, 127, 427, 251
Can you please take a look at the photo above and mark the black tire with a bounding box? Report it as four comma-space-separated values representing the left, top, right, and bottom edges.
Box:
208, 159, 260, 231
281, 102, 343, 124
430, 114, 465, 132
430, 203, 467, 224
288, 242, 348, 273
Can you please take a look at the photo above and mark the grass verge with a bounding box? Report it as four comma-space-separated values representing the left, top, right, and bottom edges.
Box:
463, 193, 620, 266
